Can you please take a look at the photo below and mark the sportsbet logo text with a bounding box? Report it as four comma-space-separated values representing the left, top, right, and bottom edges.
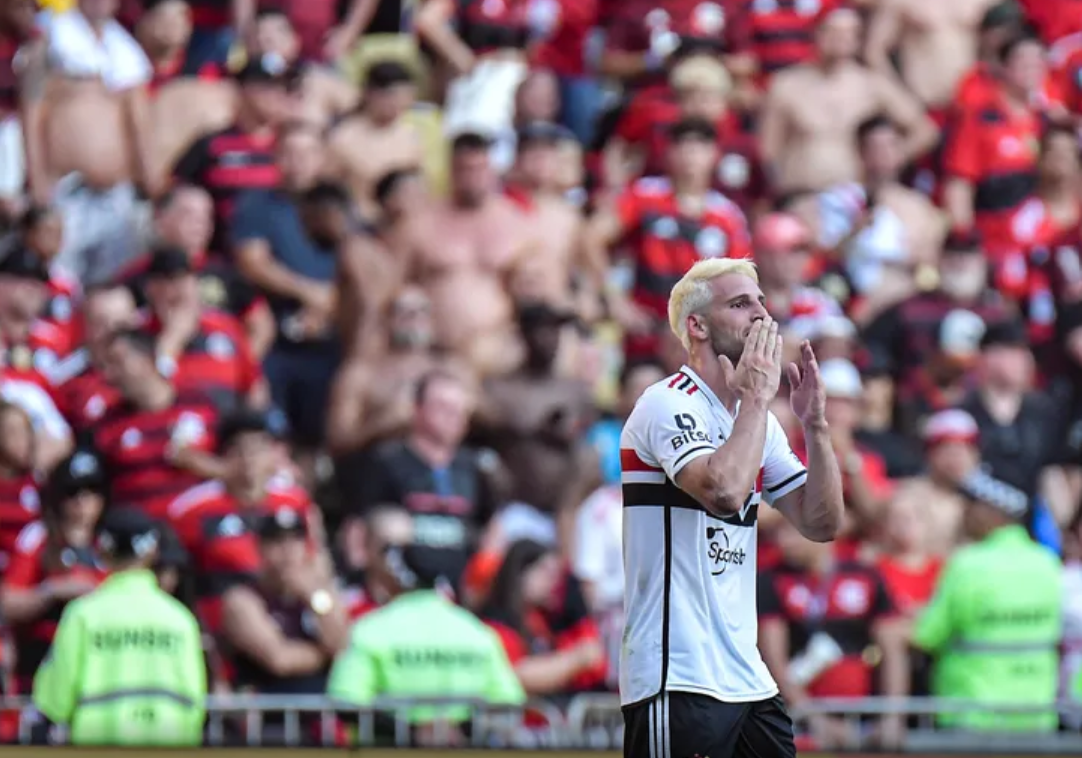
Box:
670, 413, 712, 450
706, 526, 746, 576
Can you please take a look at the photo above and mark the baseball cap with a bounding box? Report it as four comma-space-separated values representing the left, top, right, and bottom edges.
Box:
46, 450, 107, 506
819, 358, 863, 399
980, 319, 1029, 351
97, 508, 161, 560
922, 409, 980, 448
0, 245, 49, 282
146, 244, 194, 278
957, 469, 1028, 519
255, 507, 309, 540
517, 302, 576, 330
155, 523, 189, 570
234, 53, 300, 86
383, 543, 460, 591
516, 121, 576, 151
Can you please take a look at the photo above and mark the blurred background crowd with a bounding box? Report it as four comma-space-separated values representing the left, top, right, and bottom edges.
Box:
1, 0, 1082, 749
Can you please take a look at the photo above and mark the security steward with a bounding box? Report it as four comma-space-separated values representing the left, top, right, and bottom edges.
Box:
32, 508, 207, 745
913, 470, 1063, 732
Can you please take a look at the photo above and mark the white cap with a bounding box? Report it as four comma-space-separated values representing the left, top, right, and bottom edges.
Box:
819, 358, 862, 399
922, 409, 980, 446
939, 309, 987, 357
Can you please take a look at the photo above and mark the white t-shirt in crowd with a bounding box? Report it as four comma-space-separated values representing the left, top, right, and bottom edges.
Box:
45, 10, 151, 91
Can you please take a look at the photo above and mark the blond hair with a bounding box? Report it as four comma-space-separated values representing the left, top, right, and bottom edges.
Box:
668, 258, 759, 349
670, 57, 732, 95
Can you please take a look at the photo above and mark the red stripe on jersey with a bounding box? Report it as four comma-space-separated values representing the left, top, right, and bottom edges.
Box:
668, 372, 686, 388
620, 448, 663, 472
687, 385, 700, 396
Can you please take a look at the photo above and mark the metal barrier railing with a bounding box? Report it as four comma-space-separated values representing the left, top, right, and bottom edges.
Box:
2, 694, 1081, 749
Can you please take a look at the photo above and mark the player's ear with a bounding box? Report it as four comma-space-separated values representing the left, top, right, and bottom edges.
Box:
687, 314, 706, 341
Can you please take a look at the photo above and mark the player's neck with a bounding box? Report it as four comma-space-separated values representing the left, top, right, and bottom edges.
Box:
687, 349, 738, 412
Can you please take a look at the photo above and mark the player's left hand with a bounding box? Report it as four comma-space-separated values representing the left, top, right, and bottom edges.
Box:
787, 340, 827, 429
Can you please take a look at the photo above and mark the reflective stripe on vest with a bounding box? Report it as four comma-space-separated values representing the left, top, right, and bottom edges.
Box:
76, 688, 195, 708
949, 640, 1058, 654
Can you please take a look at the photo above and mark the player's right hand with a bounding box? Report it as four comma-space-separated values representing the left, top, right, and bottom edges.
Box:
722, 317, 782, 405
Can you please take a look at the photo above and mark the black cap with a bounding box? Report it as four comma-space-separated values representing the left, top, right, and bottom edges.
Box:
516, 121, 576, 151
97, 508, 161, 560
365, 60, 414, 90
979, 1, 1022, 32
383, 543, 459, 591
980, 319, 1029, 350
668, 117, 717, 143
957, 469, 1028, 519
255, 507, 309, 540
517, 302, 576, 329
943, 229, 984, 255
146, 244, 193, 278
234, 53, 300, 86
154, 523, 189, 570
217, 406, 288, 453
46, 450, 107, 507
0, 245, 50, 282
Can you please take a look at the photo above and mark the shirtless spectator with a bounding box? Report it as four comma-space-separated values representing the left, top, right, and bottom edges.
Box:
942, 31, 1044, 260
759, 6, 936, 195
172, 53, 298, 253
326, 285, 471, 458
865, 0, 999, 113
242, 6, 357, 127
817, 115, 947, 317
0, 0, 41, 223
395, 132, 532, 377
474, 303, 598, 545
504, 122, 600, 317
37, 0, 158, 284
122, 184, 274, 358
232, 124, 340, 453
584, 118, 751, 361
327, 61, 421, 220
372, 167, 427, 260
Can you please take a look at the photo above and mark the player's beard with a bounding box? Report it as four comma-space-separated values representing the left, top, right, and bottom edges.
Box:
707, 322, 743, 365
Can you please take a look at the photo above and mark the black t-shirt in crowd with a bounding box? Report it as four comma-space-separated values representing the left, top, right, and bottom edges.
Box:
960, 390, 1058, 498
344, 441, 498, 583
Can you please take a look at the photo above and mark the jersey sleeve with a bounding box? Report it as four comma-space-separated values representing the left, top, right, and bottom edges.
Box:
761, 412, 807, 505
32, 603, 86, 725
626, 388, 717, 482
327, 624, 378, 705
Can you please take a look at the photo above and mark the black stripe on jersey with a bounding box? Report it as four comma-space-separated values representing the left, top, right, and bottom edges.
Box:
622, 482, 759, 528
659, 501, 673, 694
766, 470, 807, 493
672, 445, 714, 469
677, 376, 693, 392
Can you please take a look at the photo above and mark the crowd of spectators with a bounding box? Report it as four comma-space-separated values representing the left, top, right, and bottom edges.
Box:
1, 0, 1082, 748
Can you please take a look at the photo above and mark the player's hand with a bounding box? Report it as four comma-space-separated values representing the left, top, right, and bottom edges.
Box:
722, 317, 782, 406
787, 339, 827, 429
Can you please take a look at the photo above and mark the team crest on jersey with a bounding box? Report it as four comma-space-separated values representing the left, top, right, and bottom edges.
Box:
206, 332, 235, 359
693, 2, 725, 34
794, 0, 820, 15
33, 348, 56, 374
695, 227, 727, 258
85, 394, 106, 420
717, 154, 750, 188
51, 296, 73, 323
20, 486, 39, 514
645, 8, 671, 29
651, 216, 679, 240
199, 276, 227, 308
836, 579, 870, 615
121, 428, 143, 449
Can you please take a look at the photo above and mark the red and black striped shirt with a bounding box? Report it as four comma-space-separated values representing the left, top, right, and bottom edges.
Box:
0, 471, 40, 572
90, 390, 220, 520
729, 0, 840, 81
172, 127, 280, 253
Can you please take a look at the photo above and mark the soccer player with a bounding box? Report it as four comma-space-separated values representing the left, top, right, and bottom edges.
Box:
620, 258, 845, 758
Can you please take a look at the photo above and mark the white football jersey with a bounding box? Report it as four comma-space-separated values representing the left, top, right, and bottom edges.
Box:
619, 366, 807, 706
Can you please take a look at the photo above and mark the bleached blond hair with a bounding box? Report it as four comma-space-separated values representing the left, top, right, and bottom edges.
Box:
668, 258, 759, 349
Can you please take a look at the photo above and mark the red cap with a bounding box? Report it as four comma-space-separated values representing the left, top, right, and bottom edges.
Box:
923, 409, 980, 448
752, 212, 811, 254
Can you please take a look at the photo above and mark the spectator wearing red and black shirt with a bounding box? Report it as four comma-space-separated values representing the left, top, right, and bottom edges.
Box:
171, 54, 299, 253
137, 245, 267, 413
585, 118, 752, 360
135, 0, 224, 94
0, 401, 40, 573
167, 407, 315, 632
0, 450, 107, 693
943, 32, 1045, 262
727, 0, 842, 84
90, 328, 225, 520
609, 55, 765, 214
482, 540, 607, 696
758, 519, 908, 748
17, 206, 79, 349
0, 245, 74, 386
